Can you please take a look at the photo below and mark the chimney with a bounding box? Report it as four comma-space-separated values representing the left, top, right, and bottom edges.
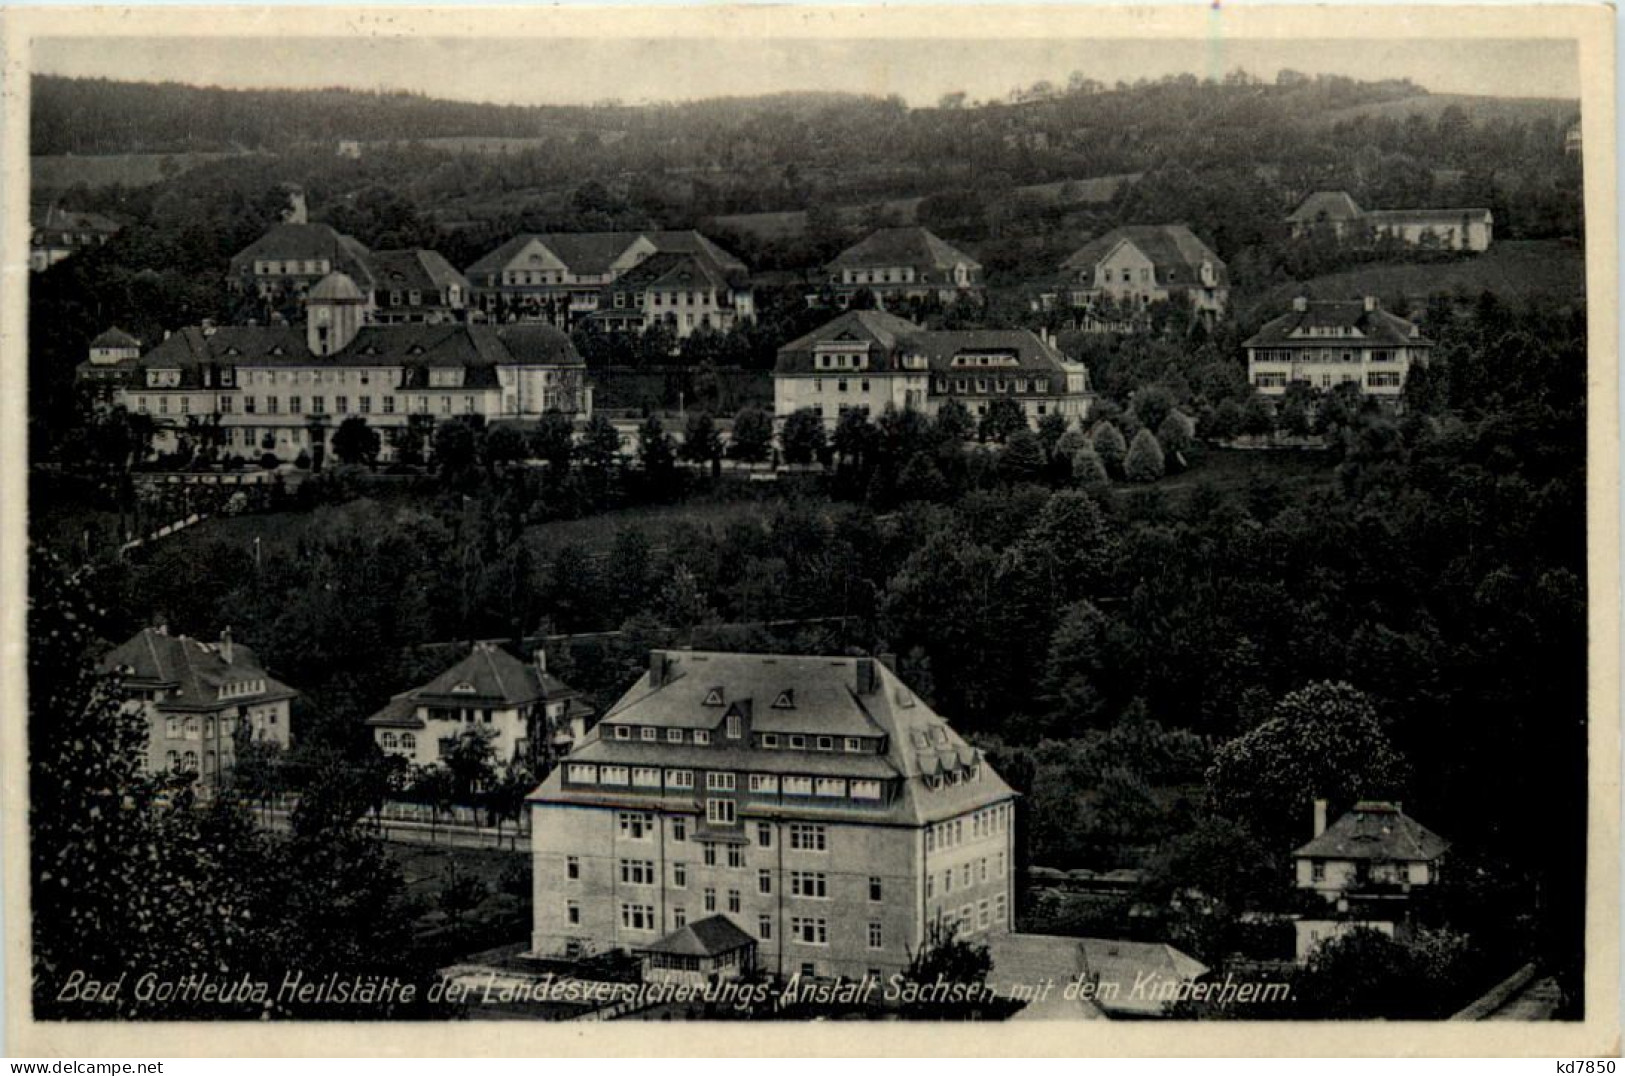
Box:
1292, 296, 1309, 312
1363, 295, 1378, 312
878, 652, 898, 673
856, 658, 877, 695
1313, 798, 1328, 838
219, 627, 233, 665
649, 650, 669, 688
534, 648, 548, 675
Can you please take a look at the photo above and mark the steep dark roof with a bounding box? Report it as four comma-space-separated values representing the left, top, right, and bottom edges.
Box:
775, 309, 922, 367
610, 251, 731, 293
1294, 802, 1450, 862
827, 227, 981, 272
1287, 191, 1365, 224
1242, 301, 1432, 349
33, 206, 122, 234
366, 642, 580, 727
99, 628, 298, 712
776, 313, 1078, 380
466, 231, 746, 279
1060, 225, 1228, 285
638, 915, 756, 958
90, 327, 140, 348
228, 223, 376, 288
126, 324, 584, 375
371, 249, 472, 295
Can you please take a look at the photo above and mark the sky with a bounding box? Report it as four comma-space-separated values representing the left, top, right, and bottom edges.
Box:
33, 35, 1580, 108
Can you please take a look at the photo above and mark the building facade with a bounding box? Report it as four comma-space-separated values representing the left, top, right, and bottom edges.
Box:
1294, 799, 1449, 899
464, 231, 751, 332
30, 205, 122, 272
824, 227, 984, 308
774, 310, 1093, 429
75, 328, 144, 404
91, 272, 591, 463
99, 626, 297, 785
1243, 296, 1432, 399
369, 249, 473, 325
1287, 191, 1493, 252
528, 650, 1018, 982
1057, 225, 1228, 325
366, 642, 593, 768
588, 251, 755, 339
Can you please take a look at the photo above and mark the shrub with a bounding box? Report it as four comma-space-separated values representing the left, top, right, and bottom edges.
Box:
1124, 428, 1166, 483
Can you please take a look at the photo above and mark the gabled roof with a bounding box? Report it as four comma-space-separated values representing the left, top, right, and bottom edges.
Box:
33, 205, 122, 234
1287, 191, 1365, 224
99, 628, 298, 712
366, 642, 580, 727
1242, 300, 1432, 349
466, 230, 747, 279
991, 934, 1207, 1020
90, 327, 140, 349
228, 222, 377, 288
775, 313, 1080, 383
370, 249, 472, 296
638, 914, 756, 958
776, 309, 923, 364
122, 323, 584, 374
1060, 225, 1228, 285
827, 227, 981, 272
1294, 801, 1450, 863
610, 251, 731, 293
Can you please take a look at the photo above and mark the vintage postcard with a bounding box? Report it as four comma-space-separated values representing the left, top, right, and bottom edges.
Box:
0, 2, 1617, 1058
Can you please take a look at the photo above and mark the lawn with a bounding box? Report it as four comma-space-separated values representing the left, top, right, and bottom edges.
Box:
1245, 239, 1586, 313
1135, 446, 1340, 501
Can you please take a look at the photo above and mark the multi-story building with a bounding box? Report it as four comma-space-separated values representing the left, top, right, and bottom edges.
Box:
366, 642, 593, 768
528, 650, 1018, 981
464, 231, 750, 331
227, 221, 379, 307
774, 310, 1092, 429
91, 272, 591, 463
369, 249, 472, 325
1243, 296, 1432, 399
30, 204, 122, 271
1287, 190, 1493, 252
588, 251, 755, 339
99, 626, 298, 785
1057, 224, 1228, 326
1294, 799, 1448, 900
75, 328, 144, 404
824, 227, 984, 308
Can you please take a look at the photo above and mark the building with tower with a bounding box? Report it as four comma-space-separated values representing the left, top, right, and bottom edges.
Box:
527, 650, 1018, 982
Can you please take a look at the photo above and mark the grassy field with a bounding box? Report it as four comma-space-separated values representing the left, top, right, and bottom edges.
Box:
1140, 445, 1340, 500
1246, 239, 1586, 314
31, 151, 256, 191
1312, 93, 1579, 128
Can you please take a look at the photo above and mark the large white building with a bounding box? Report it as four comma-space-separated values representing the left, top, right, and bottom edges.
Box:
1243, 296, 1433, 399
774, 310, 1093, 429
527, 650, 1018, 982
1286, 191, 1494, 253
93, 272, 591, 463
1057, 224, 1229, 326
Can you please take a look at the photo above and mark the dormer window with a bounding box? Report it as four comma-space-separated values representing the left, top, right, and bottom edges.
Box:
726, 714, 742, 739
704, 688, 724, 707
451, 682, 476, 694
816, 736, 833, 752
641, 727, 657, 742
614, 725, 631, 741
772, 690, 795, 710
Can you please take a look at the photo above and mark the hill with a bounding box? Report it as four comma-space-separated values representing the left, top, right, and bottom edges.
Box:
1315, 93, 1580, 128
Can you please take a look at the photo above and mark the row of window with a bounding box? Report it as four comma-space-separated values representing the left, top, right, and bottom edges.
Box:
841, 268, 918, 286
936, 894, 1008, 934
253, 259, 331, 277
615, 813, 830, 851
925, 852, 1007, 898
926, 802, 1012, 851
815, 353, 868, 371
607, 723, 875, 755
936, 376, 1051, 396
599, 856, 889, 904
1252, 349, 1401, 363
162, 711, 276, 741
576, 764, 883, 803
588, 903, 885, 950
383, 289, 462, 307
379, 732, 419, 752
1253, 372, 1402, 390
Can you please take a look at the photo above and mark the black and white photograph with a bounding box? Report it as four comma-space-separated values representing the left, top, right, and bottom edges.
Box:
3, 3, 1617, 1058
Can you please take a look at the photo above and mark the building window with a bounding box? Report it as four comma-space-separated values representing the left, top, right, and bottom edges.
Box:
620, 904, 656, 932
641, 727, 657, 742
566, 856, 580, 880
673, 818, 687, 842
620, 860, 655, 886
618, 812, 654, 840
791, 918, 828, 946
816, 736, 833, 752
789, 823, 826, 851
727, 844, 745, 869
758, 869, 773, 894
706, 772, 736, 792
702, 842, 717, 866
567, 901, 580, 925
844, 737, 862, 753
784, 776, 813, 797
851, 780, 882, 801
1311, 861, 1326, 883
704, 888, 717, 912
728, 889, 741, 914
788, 735, 806, 749
760, 733, 779, 749
868, 923, 883, 950
748, 774, 779, 795
726, 713, 742, 739
673, 907, 687, 929
758, 915, 773, 940
633, 767, 660, 788
869, 877, 883, 902
790, 872, 828, 899
667, 728, 683, 743
614, 725, 631, 740
814, 778, 845, 798
667, 769, 694, 790
755, 823, 773, 848
694, 731, 711, 746
707, 798, 737, 826
673, 862, 687, 888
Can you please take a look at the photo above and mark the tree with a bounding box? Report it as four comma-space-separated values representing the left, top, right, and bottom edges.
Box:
997, 428, 1046, 484
1278, 381, 1319, 438
1035, 411, 1070, 458
1071, 444, 1111, 490
637, 414, 678, 491
1294, 926, 1482, 1019
1091, 420, 1128, 477
1123, 427, 1166, 483
895, 451, 949, 504
1203, 399, 1244, 442
484, 423, 529, 470
897, 919, 1000, 1020
579, 414, 623, 474
1156, 410, 1194, 465
681, 411, 724, 478
1241, 394, 1277, 439
780, 408, 827, 466
1207, 681, 1411, 849
432, 417, 480, 475
933, 397, 975, 444
530, 410, 576, 474
658, 563, 715, 632
978, 398, 1028, 443
832, 407, 876, 470
1131, 384, 1177, 432
730, 406, 773, 465
443, 726, 500, 804
330, 415, 381, 468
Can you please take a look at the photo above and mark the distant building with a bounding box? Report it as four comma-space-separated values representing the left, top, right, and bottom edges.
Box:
588, 250, 755, 339
774, 310, 1092, 428
1057, 224, 1229, 326
1243, 296, 1432, 399
464, 231, 751, 334
369, 249, 472, 325
227, 221, 379, 307
30, 205, 122, 271
989, 933, 1209, 1019
337, 140, 363, 160
1287, 190, 1493, 252
365, 642, 592, 768
90, 272, 591, 463
75, 328, 144, 404
824, 227, 984, 308
528, 650, 1018, 981
1294, 799, 1449, 900
99, 626, 298, 786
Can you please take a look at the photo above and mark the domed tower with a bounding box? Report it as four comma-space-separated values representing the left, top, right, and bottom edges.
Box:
307, 272, 367, 356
